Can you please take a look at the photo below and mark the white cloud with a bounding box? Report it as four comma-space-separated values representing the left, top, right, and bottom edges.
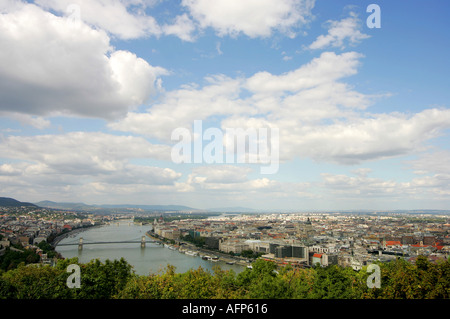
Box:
216, 42, 223, 55
110, 51, 365, 140
245, 51, 363, 94
109, 74, 249, 140
277, 108, 450, 165
0, 163, 23, 176
400, 151, 450, 199
8, 0, 315, 42
35, 0, 200, 41
188, 165, 252, 184
308, 12, 370, 50
181, 165, 313, 207
35, 0, 162, 40
182, 0, 315, 38
162, 13, 197, 41
0, 132, 172, 172
109, 48, 450, 167
2, 113, 51, 129
0, 2, 167, 120
0, 131, 181, 203
319, 167, 450, 206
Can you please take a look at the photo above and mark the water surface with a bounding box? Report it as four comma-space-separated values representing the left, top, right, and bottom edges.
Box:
56, 220, 244, 275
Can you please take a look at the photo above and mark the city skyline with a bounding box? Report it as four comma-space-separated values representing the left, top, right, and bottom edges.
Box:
1, 1, 450, 211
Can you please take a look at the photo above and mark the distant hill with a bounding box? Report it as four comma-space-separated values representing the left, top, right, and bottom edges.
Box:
98, 204, 199, 211
35, 200, 198, 212
35, 200, 93, 210
0, 197, 39, 208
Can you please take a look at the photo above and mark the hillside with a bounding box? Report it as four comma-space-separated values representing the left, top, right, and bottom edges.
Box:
35, 200, 198, 212
0, 197, 38, 208
35, 200, 92, 210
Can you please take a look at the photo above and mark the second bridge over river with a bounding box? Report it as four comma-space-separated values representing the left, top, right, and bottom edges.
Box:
57, 236, 160, 250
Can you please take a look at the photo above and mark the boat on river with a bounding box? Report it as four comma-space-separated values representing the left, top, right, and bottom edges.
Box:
185, 250, 199, 256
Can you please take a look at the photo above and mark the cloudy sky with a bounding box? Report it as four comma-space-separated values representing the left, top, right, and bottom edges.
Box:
1, 0, 450, 211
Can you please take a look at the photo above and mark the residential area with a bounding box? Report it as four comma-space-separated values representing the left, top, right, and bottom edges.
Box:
2, 203, 449, 271
152, 212, 450, 269
0, 205, 105, 266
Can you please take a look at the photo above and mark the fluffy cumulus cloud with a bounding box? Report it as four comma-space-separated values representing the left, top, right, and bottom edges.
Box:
110, 51, 365, 139
34, 0, 198, 41
0, 130, 184, 203
109, 74, 247, 140
245, 51, 363, 94
111, 50, 450, 167
0, 132, 178, 195
276, 108, 450, 165
0, 2, 167, 119
34, 0, 316, 41
162, 13, 197, 41
179, 165, 314, 207
107, 45, 450, 179
0, 132, 172, 170
319, 167, 450, 208
187, 165, 253, 184
308, 11, 370, 50
182, 0, 315, 38
35, 0, 163, 40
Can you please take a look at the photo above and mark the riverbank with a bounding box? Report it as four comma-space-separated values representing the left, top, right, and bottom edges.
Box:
146, 230, 250, 268
51, 224, 103, 247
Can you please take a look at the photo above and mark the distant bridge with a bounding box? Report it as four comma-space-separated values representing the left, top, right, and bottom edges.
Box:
57, 236, 159, 250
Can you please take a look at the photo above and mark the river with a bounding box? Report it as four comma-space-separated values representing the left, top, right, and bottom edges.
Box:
55, 219, 245, 276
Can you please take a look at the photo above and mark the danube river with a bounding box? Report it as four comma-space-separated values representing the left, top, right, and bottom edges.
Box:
55, 220, 245, 275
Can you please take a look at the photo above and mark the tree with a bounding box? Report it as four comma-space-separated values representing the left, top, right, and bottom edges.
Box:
361, 256, 450, 299
177, 267, 216, 298
1, 254, 449, 299
74, 258, 133, 299
116, 264, 179, 299
0, 247, 40, 271
211, 265, 242, 299
284, 266, 316, 299
236, 259, 289, 298
308, 264, 360, 299
37, 240, 57, 258
0, 264, 72, 298
240, 249, 263, 259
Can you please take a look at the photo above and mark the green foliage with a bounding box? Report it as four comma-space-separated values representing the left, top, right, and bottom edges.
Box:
0, 264, 71, 298
0, 256, 448, 299
117, 265, 242, 299
1, 257, 133, 299
361, 257, 450, 299
240, 249, 263, 259
235, 259, 289, 298
308, 265, 360, 299
182, 234, 206, 247
0, 247, 40, 271
71, 257, 133, 299
37, 240, 57, 258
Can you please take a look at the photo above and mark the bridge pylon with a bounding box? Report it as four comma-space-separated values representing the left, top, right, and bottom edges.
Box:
78, 237, 83, 250
141, 236, 146, 248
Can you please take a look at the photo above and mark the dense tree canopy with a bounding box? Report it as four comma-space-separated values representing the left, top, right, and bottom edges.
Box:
0, 256, 448, 299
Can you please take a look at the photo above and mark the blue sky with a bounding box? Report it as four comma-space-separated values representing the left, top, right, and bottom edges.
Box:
1, 0, 450, 211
